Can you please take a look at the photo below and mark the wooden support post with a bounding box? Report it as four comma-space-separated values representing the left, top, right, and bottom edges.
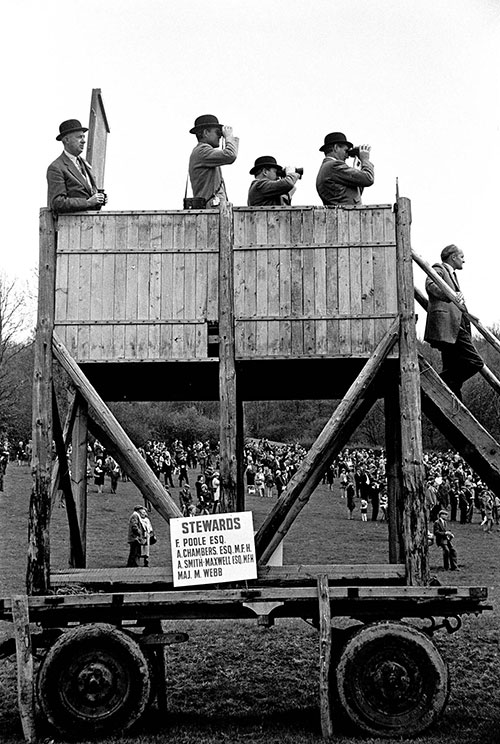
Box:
71, 395, 89, 566
218, 202, 239, 512
12, 595, 36, 743
395, 197, 428, 586
27, 208, 56, 595
52, 332, 182, 522
52, 388, 85, 567
236, 395, 245, 512
317, 575, 333, 739
384, 388, 405, 564
255, 318, 399, 564
50, 391, 78, 511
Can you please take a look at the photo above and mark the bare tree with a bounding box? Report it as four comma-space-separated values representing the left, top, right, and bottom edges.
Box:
0, 273, 33, 430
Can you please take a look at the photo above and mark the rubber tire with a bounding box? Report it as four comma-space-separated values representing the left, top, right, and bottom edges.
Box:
332, 621, 449, 738
37, 623, 151, 737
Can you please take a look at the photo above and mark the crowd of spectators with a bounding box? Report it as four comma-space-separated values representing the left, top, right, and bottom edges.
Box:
3, 429, 499, 533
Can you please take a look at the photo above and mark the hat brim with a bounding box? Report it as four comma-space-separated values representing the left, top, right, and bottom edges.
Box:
190, 123, 224, 134
249, 162, 282, 175
319, 140, 353, 152
56, 126, 88, 141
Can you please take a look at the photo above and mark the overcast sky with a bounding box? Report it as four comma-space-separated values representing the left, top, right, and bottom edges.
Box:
2, 0, 499, 336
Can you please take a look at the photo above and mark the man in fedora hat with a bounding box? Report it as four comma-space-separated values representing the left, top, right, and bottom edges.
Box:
188, 114, 239, 208
247, 156, 301, 206
47, 119, 106, 213
316, 132, 374, 206
433, 508, 459, 571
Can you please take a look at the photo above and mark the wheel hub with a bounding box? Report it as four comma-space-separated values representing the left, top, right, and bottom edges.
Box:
373, 660, 411, 701
77, 663, 115, 702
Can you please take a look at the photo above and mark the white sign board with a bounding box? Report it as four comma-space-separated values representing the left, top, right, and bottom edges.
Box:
170, 511, 258, 587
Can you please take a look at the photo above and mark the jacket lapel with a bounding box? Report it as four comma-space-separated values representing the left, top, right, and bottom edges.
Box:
62, 153, 91, 190
441, 263, 459, 290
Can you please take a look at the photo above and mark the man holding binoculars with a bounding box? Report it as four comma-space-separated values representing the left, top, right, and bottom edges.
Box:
247, 156, 302, 206
316, 131, 374, 206
188, 114, 239, 208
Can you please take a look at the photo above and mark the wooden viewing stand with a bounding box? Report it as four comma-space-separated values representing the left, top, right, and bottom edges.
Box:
4, 94, 499, 742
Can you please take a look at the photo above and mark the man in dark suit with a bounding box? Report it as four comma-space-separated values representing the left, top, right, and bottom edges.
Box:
424, 244, 483, 400
433, 509, 459, 570
47, 119, 106, 213
316, 131, 374, 206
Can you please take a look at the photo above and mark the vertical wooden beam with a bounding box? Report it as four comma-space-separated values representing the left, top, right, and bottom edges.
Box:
317, 575, 333, 739
27, 208, 56, 595
236, 395, 245, 512
218, 202, 238, 512
71, 395, 89, 566
50, 391, 78, 511
395, 196, 429, 585
12, 595, 36, 743
384, 388, 404, 564
52, 388, 85, 567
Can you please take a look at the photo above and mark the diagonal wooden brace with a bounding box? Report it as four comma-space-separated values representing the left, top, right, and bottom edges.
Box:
255, 317, 400, 565
52, 331, 182, 521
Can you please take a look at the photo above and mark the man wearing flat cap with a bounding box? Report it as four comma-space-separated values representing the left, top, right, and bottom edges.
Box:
47, 119, 106, 213
424, 244, 483, 400
188, 114, 239, 208
433, 508, 459, 571
316, 132, 374, 206
247, 156, 301, 206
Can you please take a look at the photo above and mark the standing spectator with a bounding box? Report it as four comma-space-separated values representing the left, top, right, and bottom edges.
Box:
255, 468, 265, 498
47, 119, 106, 213
107, 456, 120, 494
316, 132, 374, 206
177, 451, 189, 487
127, 505, 155, 567
0, 447, 8, 492
433, 509, 459, 571
360, 497, 368, 522
188, 115, 239, 207
264, 467, 275, 498
274, 469, 285, 498
379, 491, 388, 521
246, 463, 256, 495
480, 490, 494, 533
211, 471, 221, 512
346, 481, 356, 520
180, 485, 195, 516
369, 479, 380, 521
458, 487, 469, 524
161, 449, 175, 488
93, 458, 105, 494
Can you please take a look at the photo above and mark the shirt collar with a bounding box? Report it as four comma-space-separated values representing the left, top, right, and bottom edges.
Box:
64, 149, 80, 166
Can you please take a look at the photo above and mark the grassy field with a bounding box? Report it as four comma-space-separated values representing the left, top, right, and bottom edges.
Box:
0, 464, 499, 744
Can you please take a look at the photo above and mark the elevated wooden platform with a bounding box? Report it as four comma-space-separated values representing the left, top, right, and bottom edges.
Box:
54, 206, 399, 399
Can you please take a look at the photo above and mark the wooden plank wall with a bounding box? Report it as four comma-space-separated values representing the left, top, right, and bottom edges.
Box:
233, 206, 398, 358
55, 206, 398, 363
55, 211, 219, 362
